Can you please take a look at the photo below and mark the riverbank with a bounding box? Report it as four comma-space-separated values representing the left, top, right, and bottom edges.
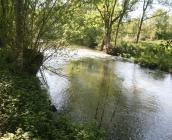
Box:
1, 44, 171, 139
0, 69, 55, 139
110, 41, 172, 74
0, 49, 104, 140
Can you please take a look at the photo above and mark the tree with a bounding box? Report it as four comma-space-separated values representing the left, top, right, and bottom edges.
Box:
91, 0, 139, 52
136, 0, 153, 43
114, 0, 138, 46
63, 2, 103, 47
153, 9, 169, 39
15, 0, 24, 69
92, 0, 122, 52
2, 0, 74, 72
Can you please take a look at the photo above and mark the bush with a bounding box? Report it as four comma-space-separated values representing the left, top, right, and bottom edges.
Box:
111, 41, 172, 73
0, 128, 34, 140
54, 117, 105, 140
0, 70, 56, 139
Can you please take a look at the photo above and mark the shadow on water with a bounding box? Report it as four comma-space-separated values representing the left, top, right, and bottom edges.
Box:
43, 57, 172, 140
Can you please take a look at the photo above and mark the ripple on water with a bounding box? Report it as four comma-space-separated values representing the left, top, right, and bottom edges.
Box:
40, 48, 172, 140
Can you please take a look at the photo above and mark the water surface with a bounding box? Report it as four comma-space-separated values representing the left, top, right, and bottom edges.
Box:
42, 49, 172, 140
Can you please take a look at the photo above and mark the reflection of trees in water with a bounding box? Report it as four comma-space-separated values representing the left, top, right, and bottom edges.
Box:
64, 59, 159, 140
64, 59, 105, 121
148, 70, 166, 80
141, 67, 166, 80
94, 60, 111, 128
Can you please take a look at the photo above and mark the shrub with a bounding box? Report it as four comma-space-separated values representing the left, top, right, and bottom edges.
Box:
0, 70, 56, 139
111, 41, 172, 73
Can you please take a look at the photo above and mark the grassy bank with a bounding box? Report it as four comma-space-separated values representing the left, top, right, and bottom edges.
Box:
111, 41, 172, 73
0, 49, 104, 140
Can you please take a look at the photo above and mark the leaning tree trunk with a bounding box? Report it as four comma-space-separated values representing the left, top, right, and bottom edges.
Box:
15, 0, 24, 70
114, 14, 124, 46
136, 19, 143, 43
114, 23, 120, 47
136, 10, 145, 43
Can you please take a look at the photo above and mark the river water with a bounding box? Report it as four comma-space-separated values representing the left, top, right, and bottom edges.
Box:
40, 48, 172, 140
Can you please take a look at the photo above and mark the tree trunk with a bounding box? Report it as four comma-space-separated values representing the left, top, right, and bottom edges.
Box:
114, 15, 123, 46
136, 0, 149, 43
0, 0, 7, 48
104, 33, 111, 53
101, 23, 112, 53
15, 0, 24, 70
100, 38, 105, 51
136, 14, 144, 43
101, 33, 111, 53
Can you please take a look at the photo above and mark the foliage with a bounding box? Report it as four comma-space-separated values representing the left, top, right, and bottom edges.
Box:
0, 69, 55, 139
62, 2, 103, 48
54, 117, 105, 140
0, 49, 105, 140
0, 0, 75, 71
0, 128, 34, 140
111, 41, 172, 73
0, 48, 43, 75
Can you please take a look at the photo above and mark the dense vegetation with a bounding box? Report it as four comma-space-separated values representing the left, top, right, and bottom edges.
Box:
111, 41, 172, 73
0, 1, 105, 139
64, 0, 172, 72
0, 0, 172, 71
0, 0, 172, 139
0, 50, 104, 140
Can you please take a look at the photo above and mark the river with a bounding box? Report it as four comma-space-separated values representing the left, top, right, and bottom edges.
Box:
38, 48, 172, 140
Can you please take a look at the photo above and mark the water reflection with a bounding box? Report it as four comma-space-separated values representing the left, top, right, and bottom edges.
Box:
45, 57, 172, 140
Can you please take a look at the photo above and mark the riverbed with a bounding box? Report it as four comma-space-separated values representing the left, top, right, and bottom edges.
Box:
39, 48, 172, 140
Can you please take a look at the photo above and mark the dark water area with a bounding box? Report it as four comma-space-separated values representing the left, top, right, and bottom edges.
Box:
43, 54, 172, 140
